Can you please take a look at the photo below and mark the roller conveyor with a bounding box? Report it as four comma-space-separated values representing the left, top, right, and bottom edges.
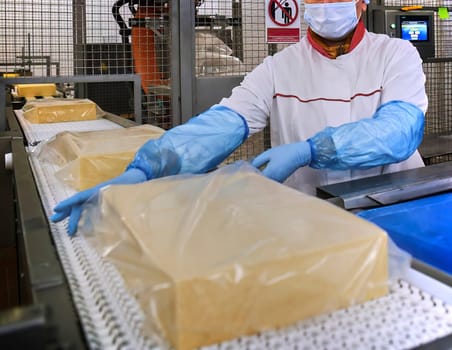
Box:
8, 112, 452, 350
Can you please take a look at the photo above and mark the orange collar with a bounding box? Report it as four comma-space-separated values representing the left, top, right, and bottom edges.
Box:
307, 20, 366, 59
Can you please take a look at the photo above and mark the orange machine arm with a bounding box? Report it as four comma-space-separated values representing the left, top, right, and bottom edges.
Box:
131, 5, 169, 94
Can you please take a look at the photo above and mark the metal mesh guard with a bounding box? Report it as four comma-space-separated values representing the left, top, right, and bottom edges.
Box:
29, 156, 452, 350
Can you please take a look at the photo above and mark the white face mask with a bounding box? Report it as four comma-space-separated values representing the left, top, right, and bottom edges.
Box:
304, 0, 360, 40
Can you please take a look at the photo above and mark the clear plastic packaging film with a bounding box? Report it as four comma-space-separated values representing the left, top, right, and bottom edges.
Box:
35, 124, 165, 190
79, 161, 391, 350
23, 98, 104, 123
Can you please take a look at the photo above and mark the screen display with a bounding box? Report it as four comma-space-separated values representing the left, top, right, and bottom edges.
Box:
401, 19, 428, 41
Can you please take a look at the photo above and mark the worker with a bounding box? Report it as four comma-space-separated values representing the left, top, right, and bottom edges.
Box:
52, 0, 427, 235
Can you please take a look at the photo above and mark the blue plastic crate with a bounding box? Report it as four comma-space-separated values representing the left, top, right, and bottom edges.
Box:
358, 192, 452, 275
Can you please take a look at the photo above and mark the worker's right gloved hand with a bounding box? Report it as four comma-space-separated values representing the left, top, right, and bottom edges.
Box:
50, 168, 147, 236
251, 141, 312, 183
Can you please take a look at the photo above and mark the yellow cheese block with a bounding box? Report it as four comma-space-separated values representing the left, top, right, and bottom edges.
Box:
72, 151, 137, 190
81, 162, 388, 350
15, 83, 57, 97
3, 73, 20, 78
38, 125, 165, 190
23, 98, 98, 123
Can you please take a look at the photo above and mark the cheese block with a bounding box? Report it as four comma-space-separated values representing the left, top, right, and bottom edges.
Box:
23, 98, 99, 123
38, 125, 165, 190
15, 83, 57, 97
80, 162, 388, 350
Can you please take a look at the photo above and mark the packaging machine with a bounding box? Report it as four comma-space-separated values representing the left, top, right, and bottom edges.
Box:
0, 98, 451, 349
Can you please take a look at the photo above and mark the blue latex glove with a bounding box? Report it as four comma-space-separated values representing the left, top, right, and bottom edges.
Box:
251, 141, 312, 182
51, 168, 147, 236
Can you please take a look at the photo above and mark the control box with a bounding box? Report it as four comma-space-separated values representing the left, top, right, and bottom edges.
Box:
371, 9, 435, 59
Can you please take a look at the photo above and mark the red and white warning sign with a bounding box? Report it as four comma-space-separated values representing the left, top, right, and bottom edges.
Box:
265, 0, 300, 43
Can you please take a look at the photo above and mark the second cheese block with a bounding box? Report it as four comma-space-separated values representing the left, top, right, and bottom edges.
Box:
80, 162, 389, 350
38, 124, 165, 190
23, 98, 100, 123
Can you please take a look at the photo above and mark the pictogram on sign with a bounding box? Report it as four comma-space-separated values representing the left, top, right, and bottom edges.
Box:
265, 0, 301, 43
268, 0, 299, 27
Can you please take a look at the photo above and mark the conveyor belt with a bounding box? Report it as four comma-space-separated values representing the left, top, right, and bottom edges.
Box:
14, 109, 122, 145
29, 153, 452, 350
29, 157, 157, 349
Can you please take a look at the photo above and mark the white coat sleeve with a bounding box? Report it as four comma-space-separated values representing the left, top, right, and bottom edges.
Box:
219, 56, 275, 134
380, 39, 428, 113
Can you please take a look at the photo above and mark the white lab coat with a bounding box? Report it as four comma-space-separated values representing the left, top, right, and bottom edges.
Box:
220, 24, 428, 195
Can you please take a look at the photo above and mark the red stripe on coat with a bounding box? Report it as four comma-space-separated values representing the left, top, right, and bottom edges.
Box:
273, 88, 382, 103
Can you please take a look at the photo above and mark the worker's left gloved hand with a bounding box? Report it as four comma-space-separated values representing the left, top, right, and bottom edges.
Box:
251, 141, 312, 183
50, 168, 147, 236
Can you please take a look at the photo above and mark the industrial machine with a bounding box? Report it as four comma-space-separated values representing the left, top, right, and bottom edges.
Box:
110, 0, 206, 123
0, 86, 451, 348
0, 95, 139, 349
110, 0, 245, 122
318, 162, 452, 278
0, 1, 451, 347
370, 7, 435, 59
111, 0, 176, 93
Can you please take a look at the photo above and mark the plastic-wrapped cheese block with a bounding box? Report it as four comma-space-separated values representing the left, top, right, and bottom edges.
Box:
37, 124, 165, 190
80, 162, 389, 350
15, 83, 57, 97
22, 98, 101, 123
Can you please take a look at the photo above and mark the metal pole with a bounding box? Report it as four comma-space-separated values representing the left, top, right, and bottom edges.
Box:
170, 1, 182, 127
72, 0, 87, 97
179, 0, 196, 123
